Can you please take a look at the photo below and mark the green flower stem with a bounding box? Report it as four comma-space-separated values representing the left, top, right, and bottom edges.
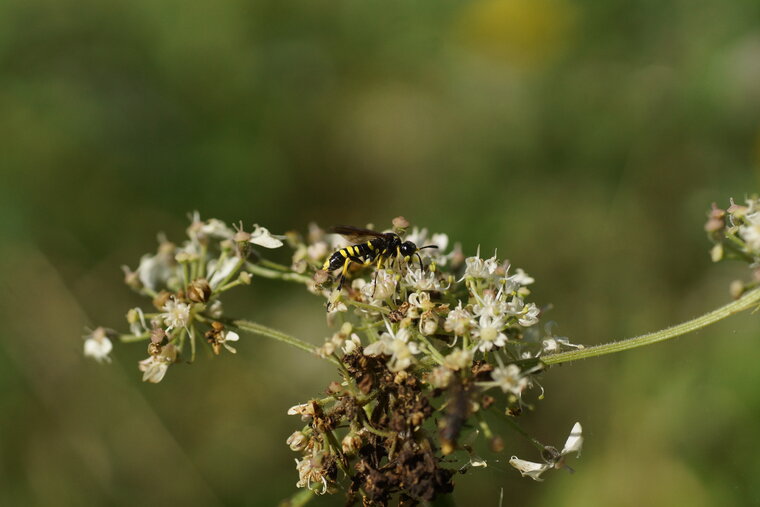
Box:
541, 287, 760, 365
345, 299, 390, 315
259, 258, 293, 272
246, 262, 313, 284
229, 319, 339, 366
120, 334, 149, 343
418, 335, 446, 364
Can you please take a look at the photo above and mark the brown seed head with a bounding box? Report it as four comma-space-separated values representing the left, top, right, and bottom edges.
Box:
187, 278, 211, 303
150, 327, 166, 344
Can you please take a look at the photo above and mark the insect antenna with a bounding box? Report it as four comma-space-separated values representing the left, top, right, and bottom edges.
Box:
415, 245, 438, 270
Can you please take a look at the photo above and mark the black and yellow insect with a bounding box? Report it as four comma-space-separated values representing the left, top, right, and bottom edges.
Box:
323, 225, 438, 291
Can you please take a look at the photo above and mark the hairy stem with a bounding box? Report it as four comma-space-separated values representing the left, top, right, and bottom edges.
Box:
542, 287, 760, 365
229, 319, 339, 366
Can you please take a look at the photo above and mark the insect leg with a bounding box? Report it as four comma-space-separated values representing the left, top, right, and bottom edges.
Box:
337, 257, 352, 291
371, 268, 380, 298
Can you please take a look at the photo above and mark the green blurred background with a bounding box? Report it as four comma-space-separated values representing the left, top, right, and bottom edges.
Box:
2, 0, 760, 505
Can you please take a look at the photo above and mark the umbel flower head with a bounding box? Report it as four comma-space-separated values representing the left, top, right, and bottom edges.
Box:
87, 212, 285, 383
280, 218, 584, 502
88, 214, 585, 504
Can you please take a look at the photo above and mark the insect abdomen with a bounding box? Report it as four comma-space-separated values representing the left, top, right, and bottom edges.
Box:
324, 250, 349, 271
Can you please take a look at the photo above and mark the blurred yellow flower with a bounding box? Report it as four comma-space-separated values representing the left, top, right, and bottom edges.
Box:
455, 0, 576, 67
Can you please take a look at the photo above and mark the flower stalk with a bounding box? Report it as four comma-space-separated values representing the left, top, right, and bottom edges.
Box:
542, 287, 760, 365
228, 319, 340, 366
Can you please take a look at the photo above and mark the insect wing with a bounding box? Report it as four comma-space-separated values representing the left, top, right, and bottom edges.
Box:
328, 225, 385, 243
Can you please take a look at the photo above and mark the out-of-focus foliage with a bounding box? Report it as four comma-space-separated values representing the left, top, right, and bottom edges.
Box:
1, 0, 759, 505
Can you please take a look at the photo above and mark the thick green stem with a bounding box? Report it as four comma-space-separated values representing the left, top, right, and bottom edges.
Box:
229, 319, 339, 366
542, 287, 760, 365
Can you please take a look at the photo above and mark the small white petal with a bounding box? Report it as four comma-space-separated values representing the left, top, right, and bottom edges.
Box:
363, 340, 387, 356
561, 422, 583, 456
208, 257, 240, 288
225, 331, 240, 342
83, 336, 113, 363
249, 225, 284, 248
142, 362, 169, 383
509, 457, 551, 481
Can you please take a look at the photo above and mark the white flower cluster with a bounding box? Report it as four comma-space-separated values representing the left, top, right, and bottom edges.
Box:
278, 220, 589, 496
707, 197, 760, 267
85, 212, 284, 382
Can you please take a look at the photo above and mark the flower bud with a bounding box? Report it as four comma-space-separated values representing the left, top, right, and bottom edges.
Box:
341, 433, 363, 455
392, 216, 410, 230
710, 244, 724, 263
287, 431, 308, 451
150, 327, 166, 344
419, 312, 439, 336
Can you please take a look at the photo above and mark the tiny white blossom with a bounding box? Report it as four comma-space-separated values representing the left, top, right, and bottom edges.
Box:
342, 333, 362, 354
419, 312, 439, 336
207, 299, 223, 318
509, 457, 551, 481
83, 327, 113, 363
444, 302, 475, 336
462, 250, 499, 279
307, 241, 329, 261
219, 330, 240, 354
740, 212, 760, 253
472, 289, 507, 318
428, 366, 453, 388
138, 344, 178, 383
135, 249, 176, 291
287, 431, 308, 451
161, 299, 191, 331
199, 217, 234, 240
364, 326, 419, 371
404, 268, 443, 291
249, 224, 284, 248
509, 268, 535, 286
443, 348, 472, 371
518, 302, 540, 327
360, 269, 397, 301
295, 450, 329, 494
509, 422, 583, 481
506, 297, 540, 327
472, 315, 508, 352
287, 402, 315, 417
127, 307, 149, 336
491, 364, 529, 396
542, 336, 584, 354
408, 291, 435, 314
